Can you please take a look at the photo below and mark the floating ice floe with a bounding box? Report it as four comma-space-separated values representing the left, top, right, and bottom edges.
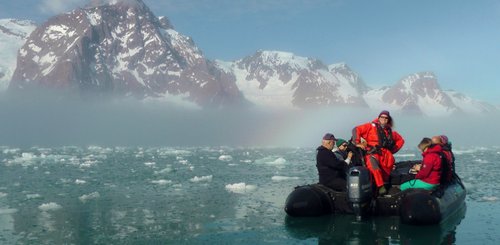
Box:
255, 157, 287, 165
144, 161, 156, 167
151, 179, 172, 185
26, 194, 42, 199
79, 192, 101, 203
225, 182, 257, 194
268, 157, 286, 165
271, 176, 300, 181
79, 160, 96, 168
38, 202, 62, 212
154, 167, 172, 175
21, 152, 36, 160
75, 179, 87, 184
190, 175, 213, 182
2, 148, 20, 154
453, 148, 487, 155
218, 155, 233, 161
480, 196, 498, 202
4, 152, 39, 166
158, 149, 192, 156
473, 159, 488, 163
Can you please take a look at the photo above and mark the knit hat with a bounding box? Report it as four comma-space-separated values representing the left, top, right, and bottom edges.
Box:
379, 110, 390, 117
378, 110, 393, 126
440, 135, 449, 145
336, 138, 347, 147
323, 133, 336, 141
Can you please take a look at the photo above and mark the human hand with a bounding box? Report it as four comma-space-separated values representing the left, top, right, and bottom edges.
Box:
347, 151, 353, 159
356, 143, 366, 150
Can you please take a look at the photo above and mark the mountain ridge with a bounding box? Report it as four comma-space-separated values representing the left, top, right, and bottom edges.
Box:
0, 0, 497, 115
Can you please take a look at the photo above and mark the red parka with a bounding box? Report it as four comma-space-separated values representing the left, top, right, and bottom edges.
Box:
353, 118, 405, 187
353, 119, 404, 154
416, 144, 443, 185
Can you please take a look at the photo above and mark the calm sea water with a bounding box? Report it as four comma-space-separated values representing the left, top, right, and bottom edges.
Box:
0, 146, 498, 244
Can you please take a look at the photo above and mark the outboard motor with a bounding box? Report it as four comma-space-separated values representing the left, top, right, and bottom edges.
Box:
347, 166, 373, 220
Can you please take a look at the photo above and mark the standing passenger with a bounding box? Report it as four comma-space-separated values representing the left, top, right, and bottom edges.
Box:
352, 110, 405, 195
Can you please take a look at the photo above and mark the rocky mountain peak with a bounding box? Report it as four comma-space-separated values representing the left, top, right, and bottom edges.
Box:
9, 0, 244, 107
370, 72, 456, 115
329, 62, 370, 94
88, 0, 146, 8
238, 50, 326, 72
397, 72, 441, 96
217, 50, 367, 108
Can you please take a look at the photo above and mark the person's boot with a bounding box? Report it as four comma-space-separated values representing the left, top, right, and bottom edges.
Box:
378, 186, 387, 195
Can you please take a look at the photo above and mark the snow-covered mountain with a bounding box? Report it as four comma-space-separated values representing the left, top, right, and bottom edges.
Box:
216, 50, 368, 109
216, 53, 495, 115
9, 0, 244, 108
363, 72, 495, 116
0, 19, 36, 91
1, 1, 495, 115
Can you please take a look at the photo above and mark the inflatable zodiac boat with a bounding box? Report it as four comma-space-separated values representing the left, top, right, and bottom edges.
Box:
284, 161, 466, 225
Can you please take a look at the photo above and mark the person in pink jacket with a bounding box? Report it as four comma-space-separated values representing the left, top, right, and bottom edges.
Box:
400, 137, 443, 191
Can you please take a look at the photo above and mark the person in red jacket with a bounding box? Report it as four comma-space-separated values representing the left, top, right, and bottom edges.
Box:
400, 137, 443, 191
352, 110, 405, 195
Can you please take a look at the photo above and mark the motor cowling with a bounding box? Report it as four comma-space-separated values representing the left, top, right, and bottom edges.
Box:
347, 166, 373, 220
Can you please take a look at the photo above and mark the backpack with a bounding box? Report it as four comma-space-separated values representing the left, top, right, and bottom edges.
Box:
437, 151, 452, 185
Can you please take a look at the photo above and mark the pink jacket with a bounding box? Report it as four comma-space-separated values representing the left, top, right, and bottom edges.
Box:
416, 144, 443, 185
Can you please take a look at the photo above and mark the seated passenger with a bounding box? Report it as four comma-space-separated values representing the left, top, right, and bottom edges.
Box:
400, 138, 443, 191
439, 135, 455, 174
432, 135, 454, 184
316, 133, 350, 191
333, 138, 353, 165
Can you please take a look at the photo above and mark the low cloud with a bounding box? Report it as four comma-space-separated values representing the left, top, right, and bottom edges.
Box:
39, 0, 86, 15
1, 91, 499, 149
38, 0, 140, 15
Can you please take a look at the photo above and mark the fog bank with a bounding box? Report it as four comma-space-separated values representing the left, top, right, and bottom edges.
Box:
1, 94, 499, 149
